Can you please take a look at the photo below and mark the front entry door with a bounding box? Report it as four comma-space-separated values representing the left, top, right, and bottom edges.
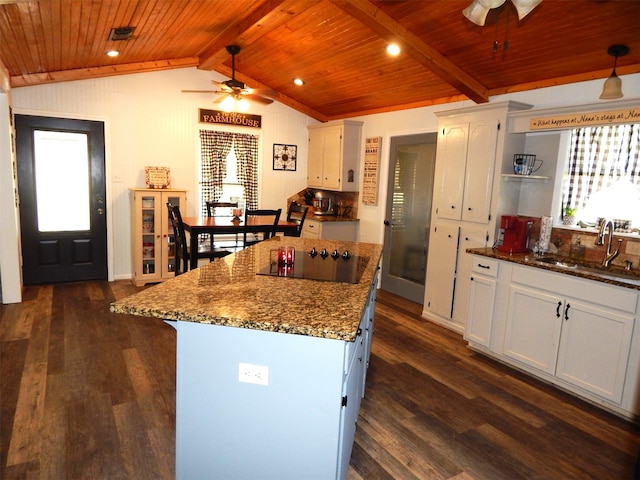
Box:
381, 133, 437, 304
16, 115, 107, 284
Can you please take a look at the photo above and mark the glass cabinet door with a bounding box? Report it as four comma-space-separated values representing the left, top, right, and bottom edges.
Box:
141, 194, 157, 276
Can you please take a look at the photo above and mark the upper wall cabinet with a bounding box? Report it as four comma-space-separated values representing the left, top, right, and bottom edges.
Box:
307, 120, 363, 192
433, 120, 499, 224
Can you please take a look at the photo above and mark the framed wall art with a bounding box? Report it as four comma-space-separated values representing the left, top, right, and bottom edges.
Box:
273, 144, 297, 171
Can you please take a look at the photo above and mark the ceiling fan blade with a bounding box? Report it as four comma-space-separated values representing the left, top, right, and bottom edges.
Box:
182, 89, 218, 93
248, 88, 277, 96
245, 94, 274, 105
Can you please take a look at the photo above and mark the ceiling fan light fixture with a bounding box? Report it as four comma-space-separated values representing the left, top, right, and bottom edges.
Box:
220, 96, 235, 112
237, 98, 250, 112
600, 44, 629, 100
510, 0, 543, 20
463, 0, 506, 26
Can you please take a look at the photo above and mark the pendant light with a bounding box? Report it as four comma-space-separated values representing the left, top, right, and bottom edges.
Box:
600, 44, 629, 100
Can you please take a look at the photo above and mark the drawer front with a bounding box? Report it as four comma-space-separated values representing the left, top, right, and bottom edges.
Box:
471, 256, 499, 278
302, 220, 321, 239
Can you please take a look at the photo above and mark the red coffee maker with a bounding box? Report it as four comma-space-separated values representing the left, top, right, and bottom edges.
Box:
497, 215, 532, 253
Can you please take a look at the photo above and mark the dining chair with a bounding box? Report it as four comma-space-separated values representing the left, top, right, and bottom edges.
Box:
284, 202, 309, 237
167, 203, 231, 276
243, 208, 282, 248
205, 201, 239, 252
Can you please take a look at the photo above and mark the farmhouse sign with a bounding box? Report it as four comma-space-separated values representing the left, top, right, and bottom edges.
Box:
530, 107, 640, 130
199, 109, 262, 128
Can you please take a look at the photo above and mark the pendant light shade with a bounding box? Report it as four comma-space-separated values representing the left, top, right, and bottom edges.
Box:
600, 45, 629, 100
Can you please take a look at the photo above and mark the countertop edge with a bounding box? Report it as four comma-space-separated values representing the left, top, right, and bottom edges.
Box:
467, 247, 640, 291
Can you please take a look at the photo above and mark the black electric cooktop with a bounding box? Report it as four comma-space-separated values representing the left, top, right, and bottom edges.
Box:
257, 249, 369, 284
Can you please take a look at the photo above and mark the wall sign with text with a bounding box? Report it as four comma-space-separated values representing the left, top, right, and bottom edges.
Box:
199, 109, 262, 128
362, 136, 382, 206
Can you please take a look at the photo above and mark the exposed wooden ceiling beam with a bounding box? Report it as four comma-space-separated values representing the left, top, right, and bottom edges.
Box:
10, 57, 199, 88
197, 0, 295, 71
331, 0, 490, 104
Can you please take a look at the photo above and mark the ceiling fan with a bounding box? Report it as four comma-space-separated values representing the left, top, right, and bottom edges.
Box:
182, 45, 274, 111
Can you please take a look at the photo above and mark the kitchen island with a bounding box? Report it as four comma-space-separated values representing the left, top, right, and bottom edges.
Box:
111, 236, 382, 480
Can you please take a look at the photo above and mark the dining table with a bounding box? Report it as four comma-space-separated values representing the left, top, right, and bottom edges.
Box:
181, 216, 299, 269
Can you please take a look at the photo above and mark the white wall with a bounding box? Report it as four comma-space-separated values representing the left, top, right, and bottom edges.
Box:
8, 68, 640, 283
11, 67, 314, 280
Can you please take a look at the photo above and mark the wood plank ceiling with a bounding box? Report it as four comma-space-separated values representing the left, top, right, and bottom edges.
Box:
0, 0, 638, 122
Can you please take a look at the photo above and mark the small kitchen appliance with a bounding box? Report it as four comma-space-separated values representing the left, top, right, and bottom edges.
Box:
497, 215, 532, 253
312, 191, 336, 215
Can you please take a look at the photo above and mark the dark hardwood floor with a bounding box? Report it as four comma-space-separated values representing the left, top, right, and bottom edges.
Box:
1, 281, 639, 479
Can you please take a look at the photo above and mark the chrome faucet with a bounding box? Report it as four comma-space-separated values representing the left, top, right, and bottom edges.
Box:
596, 218, 622, 267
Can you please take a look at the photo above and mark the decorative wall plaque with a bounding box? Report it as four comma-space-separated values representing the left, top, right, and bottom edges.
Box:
273, 144, 297, 171
144, 166, 171, 189
362, 136, 382, 206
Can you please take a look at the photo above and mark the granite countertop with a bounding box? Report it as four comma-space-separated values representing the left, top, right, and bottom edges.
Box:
468, 247, 640, 291
111, 237, 382, 341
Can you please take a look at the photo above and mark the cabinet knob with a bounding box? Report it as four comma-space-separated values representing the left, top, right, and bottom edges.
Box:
451, 205, 455, 209
468, 207, 472, 211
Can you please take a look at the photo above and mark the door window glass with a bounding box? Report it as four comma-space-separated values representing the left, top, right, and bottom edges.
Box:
34, 130, 90, 232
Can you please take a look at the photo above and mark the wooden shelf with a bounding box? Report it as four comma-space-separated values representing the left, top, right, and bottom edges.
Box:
502, 174, 551, 181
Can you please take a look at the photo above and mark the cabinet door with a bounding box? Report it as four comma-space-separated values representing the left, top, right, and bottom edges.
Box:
461, 121, 498, 223
321, 125, 343, 190
307, 128, 324, 188
556, 300, 634, 403
452, 226, 489, 327
434, 123, 468, 220
424, 223, 459, 319
465, 274, 496, 348
504, 285, 563, 374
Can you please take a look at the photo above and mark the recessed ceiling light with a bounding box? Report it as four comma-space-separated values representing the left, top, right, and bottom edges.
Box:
293, 78, 304, 86
386, 43, 401, 56
106, 50, 120, 57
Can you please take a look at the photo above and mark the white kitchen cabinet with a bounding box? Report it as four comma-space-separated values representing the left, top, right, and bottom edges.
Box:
423, 101, 531, 333
302, 218, 358, 241
504, 265, 636, 404
307, 120, 363, 192
464, 255, 498, 348
130, 188, 187, 286
434, 120, 498, 224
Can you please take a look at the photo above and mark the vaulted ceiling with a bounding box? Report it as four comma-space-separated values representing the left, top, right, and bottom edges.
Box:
0, 0, 638, 122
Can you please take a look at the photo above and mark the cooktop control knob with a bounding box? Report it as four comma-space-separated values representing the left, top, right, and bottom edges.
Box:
331, 249, 340, 259
342, 250, 351, 259
320, 248, 328, 258
309, 247, 317, 258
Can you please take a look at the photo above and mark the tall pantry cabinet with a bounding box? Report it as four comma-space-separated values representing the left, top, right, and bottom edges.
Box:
130, 188, 187, 286
423, 101, 532, 333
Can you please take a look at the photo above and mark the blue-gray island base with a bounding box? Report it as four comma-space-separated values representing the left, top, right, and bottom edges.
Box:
111, 237, 382, 479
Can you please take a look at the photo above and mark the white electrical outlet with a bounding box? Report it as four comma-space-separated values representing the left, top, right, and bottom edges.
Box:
238, 362, 269, 386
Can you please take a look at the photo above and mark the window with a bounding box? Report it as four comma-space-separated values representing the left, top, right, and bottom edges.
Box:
562, 123, 640, 232
199, 130, 259, 216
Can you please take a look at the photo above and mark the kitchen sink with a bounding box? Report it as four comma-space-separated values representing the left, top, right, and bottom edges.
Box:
525, 254, 640, 287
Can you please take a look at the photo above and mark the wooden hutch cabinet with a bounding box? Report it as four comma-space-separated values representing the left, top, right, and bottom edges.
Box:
130, 188, 187, 286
